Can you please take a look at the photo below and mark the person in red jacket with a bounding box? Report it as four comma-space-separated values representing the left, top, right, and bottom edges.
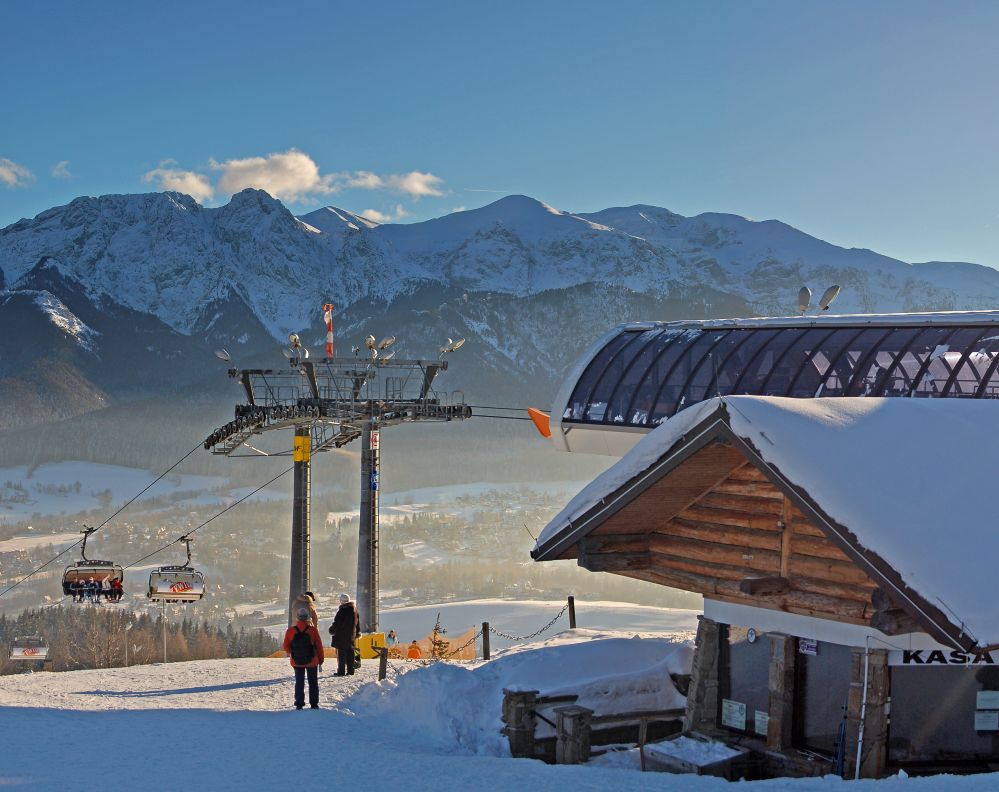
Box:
283, 606, 326, 709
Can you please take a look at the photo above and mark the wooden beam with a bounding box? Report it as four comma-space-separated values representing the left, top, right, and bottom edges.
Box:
739, 575, 790, 595
696, 491, 785, 516
712, 478, 784, 499
578, 551, 650, 573
779, 497, 792, 578
678, 504, 781, 532
787, 553, 874, 587
666, 516, 782, 551
649, 533, 780, 572
579, 533, 649, 555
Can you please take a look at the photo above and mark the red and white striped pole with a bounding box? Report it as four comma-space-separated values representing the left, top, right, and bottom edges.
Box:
322, 303, 335, 358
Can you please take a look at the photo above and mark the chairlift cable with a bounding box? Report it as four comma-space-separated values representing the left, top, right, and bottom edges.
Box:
123, 465, 294, 570
469, 414, 535, 421
0, 439, 204, 600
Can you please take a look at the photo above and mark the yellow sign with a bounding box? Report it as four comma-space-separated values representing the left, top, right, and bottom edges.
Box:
357, 632, 386, 659
293, 434, 311, 462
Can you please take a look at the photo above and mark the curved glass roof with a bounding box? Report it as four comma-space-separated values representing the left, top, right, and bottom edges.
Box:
562, 314, 999, 429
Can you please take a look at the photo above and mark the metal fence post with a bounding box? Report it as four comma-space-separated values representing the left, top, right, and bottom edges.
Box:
568, 595, 576, 628
482, 622, 490, 660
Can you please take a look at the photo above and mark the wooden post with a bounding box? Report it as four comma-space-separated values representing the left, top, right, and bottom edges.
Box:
377, 646, 388, 681
501, 689, 539, 758
845, 647, 889, 779
554, 704, 593, 764
683, 616, 721, 733
568, 595, 576, 628
482, 622, 490, 661
767, 633, 796, 751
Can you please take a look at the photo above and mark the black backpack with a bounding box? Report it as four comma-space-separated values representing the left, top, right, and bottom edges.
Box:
290, 626, 315, 665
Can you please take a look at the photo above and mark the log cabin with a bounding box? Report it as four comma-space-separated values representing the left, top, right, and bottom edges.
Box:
533, 390, 999, 778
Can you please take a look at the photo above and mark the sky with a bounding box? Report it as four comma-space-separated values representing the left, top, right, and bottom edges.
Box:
1, 0, 997, 266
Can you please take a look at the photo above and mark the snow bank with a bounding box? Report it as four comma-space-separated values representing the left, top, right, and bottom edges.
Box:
347, 629, 692, 755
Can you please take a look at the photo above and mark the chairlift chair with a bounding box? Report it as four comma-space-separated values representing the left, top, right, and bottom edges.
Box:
61, 527, 124, 600
9, 635, 48, 662
147, 537, 206, 603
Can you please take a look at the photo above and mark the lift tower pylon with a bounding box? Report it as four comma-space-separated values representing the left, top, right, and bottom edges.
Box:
206, 333, 469, 633
289, 426, 311, 624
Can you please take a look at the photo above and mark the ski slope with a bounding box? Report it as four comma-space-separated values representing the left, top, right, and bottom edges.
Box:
2, 627, 998, 791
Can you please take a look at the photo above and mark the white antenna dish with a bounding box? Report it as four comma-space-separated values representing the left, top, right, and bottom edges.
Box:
451, 338, 465, 351
440, 337, 453, 354
214, 349, 231, 362
380, 350, 395, 362
288, 332, 301, 348
282, 348, 294, 359
378, 336, 396, 350
818, 285, 842, 311
364, 334, 376, 350
797, 286, 812, 315
302, 348, 310, 359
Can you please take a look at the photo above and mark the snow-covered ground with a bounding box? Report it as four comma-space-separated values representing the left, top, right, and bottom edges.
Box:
2, 628, 995, 791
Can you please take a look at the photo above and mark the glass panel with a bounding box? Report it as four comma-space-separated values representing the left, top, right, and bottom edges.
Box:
719, 625, 771, 737
818, 328, 895, 396
944, 331, 998, 396
789, 328, 863, 397
718, 329, 783, 395
649, 331, 728, 422
877, 327, 955, 397
795, 640, 852, 755
760, 328, 836, 396
627, 329, 702, 425
588, 329, 662, 423
845, 327, 923, 396
889, 667, 998, 764
731, 328, 805, 395
606, 330, 678, 425
563, 331, 634, 421
910, 327, 983, 397
677, 330, 736, 408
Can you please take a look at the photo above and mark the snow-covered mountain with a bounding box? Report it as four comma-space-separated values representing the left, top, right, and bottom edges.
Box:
1, 188, 998, 437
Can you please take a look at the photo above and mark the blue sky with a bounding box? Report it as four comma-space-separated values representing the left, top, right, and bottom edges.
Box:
1, 0, 997, 266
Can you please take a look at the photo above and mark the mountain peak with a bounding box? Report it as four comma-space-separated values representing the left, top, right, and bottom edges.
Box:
298, 206, 380, 235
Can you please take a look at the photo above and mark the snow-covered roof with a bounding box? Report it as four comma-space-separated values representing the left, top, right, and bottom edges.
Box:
536, 396, 999, 648
612, 309, 999, 330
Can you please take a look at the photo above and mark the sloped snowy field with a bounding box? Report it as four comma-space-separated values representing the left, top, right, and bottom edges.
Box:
3, 628, 998, 791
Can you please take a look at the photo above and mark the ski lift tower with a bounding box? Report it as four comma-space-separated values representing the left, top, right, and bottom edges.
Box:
205, 328, 470, 630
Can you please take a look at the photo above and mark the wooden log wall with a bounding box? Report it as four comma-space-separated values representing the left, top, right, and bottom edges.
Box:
583, 460, 880, 625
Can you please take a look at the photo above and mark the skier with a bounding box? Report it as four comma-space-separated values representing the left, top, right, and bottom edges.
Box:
329, 593, 360, 676
283, 606, 325, 709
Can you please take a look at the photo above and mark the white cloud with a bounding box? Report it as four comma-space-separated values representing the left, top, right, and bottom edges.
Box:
360, 204, 410, 224
52, 160, 72, 179
142, 161, 214, 203
0, 158, 35, 188
211, 149, 336, 202
339, 169, 445, 198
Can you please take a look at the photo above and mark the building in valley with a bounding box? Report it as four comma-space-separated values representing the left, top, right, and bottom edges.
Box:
534, 312, 999, 778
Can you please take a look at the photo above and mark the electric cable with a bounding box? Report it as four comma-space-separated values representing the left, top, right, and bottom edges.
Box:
0, 439, 205, 600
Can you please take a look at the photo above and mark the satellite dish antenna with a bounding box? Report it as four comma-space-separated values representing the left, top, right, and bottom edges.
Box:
282, 348, 294, 359
818, 285, 842, 311
797, 287, 812, 315
302, 348, 310, 359
214, 348, 231, 362
364, 334, 377, 350
380, 350, 395, 362
451, 338, 465, 351
378, 336, 396, 350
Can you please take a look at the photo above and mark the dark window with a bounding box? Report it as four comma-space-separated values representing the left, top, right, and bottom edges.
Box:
588, 329, 662, 423
889, 667, 999, 765
564, 331, 635, 421
909, 328, 984, 398
719, 329, 783, 395
628, 330, 703, 425
759, 328, 836, 396
649, 332, 730, 422
846, 327, 923, 396
679, 330, 746, 407
794, 640, 852, 756
719, 625, 771, 737
943, 330, 999, 396
610, 330, 687, 425
732, 329, 805, 395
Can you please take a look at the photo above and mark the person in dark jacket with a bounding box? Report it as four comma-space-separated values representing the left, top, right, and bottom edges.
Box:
329, 593, 360, 676
283, 606, 325, 709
